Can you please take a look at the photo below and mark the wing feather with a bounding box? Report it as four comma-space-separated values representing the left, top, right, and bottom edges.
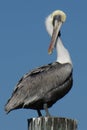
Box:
5, 62, 73, 112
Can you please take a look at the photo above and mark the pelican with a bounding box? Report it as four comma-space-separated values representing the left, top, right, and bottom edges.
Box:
5, 10, 73, 116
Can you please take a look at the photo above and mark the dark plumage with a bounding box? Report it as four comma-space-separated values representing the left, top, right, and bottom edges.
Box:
5, 62, 73, 114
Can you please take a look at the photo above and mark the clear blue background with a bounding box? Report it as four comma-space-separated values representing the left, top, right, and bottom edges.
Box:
0, 1, 86, 130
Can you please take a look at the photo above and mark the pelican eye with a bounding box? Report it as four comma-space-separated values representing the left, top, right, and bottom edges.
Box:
52, 15, 61, 26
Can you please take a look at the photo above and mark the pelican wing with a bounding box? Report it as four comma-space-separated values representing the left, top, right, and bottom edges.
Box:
5, 62, 73, 113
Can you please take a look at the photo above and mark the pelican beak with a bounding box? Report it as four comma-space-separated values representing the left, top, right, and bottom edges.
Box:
48, 21, 62, 55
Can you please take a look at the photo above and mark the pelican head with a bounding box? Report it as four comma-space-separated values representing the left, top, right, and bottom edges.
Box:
45, 10, 66, 54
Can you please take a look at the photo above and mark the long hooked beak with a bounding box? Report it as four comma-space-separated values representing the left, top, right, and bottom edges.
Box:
48, 21, 62, 54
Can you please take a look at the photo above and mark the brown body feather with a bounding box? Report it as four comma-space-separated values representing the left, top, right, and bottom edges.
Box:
5, 62, 73, 113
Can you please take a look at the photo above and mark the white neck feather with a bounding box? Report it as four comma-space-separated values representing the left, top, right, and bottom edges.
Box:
45, 15, 72, 65
56, 37, 72, 65
45, 15, 53, 37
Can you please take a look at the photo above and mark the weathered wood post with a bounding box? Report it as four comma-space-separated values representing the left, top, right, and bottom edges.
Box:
28, 117, 77, 130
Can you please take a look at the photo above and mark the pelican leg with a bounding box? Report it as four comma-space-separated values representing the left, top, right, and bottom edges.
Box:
43, 103, 50, 116
37, 109, 42, 117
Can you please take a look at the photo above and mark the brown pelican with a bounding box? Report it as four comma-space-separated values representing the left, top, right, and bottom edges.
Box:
5, 10, 73, 116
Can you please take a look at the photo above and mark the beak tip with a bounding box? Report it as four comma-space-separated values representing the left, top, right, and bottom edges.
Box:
48, 49, 52, 55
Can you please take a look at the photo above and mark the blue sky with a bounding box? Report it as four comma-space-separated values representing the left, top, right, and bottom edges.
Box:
0, 0, 87, 130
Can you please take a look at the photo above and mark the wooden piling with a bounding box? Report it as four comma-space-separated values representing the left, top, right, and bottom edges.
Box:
28, 116, 77, 130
